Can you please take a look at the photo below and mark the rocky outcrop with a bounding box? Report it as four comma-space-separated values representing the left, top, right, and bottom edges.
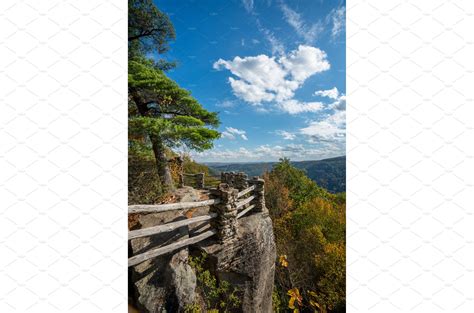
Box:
129, 186, 276, 313
129, 187, 202, 312
199, 211, 276, 313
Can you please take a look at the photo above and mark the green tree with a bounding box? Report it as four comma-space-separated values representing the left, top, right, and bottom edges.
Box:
129, 59, 220, 189
128, 0, 175, 67
128, 0, 220, 190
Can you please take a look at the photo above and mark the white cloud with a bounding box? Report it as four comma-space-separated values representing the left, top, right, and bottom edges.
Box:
214, 54, 296, 103
255, 19, 285, 56
329, 6, 345, 40
300, 110, 346, 142
314, 87, 339, 100
278, 99, 323, 114
329, 95, 346, 111
227, 127, 246, 137
280, 3, 322, 43
228, 76, 281, 103
314, 87, 346, 111
221, 127, 248, 141
277, 130, 296, 140
241, 0, 284, 55
221, 132, 234, 140
216, 99, 236, 108
194, 143, 343, 162
214, 45, 330, 113
280, 45, 330, 81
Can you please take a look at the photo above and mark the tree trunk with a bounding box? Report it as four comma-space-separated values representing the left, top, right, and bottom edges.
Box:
151, 137, 175, 190
131, 88, 175, 190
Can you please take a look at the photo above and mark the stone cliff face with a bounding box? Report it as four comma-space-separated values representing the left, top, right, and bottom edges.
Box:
129, 212, 198, 312
128, 187, 276, 312
200, 212, 276, 313
129, 187, 202, 312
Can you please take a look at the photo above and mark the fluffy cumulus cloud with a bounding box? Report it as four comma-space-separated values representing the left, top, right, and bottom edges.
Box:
314, 87, 339, 99
277, 130, 296, 140
214, 45, 330, 114
314, 87, 346, 111
300, 110, 346, 142
277, 99, 324, 114
280, 46, 330, 81
221, 127, 248, 140
214, 54, 295, 103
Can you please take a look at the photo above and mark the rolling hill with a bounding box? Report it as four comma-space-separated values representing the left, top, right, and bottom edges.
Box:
205, 156, 346, 193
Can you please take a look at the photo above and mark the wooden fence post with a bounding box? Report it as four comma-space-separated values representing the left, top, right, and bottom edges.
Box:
250, 176, 267, 214
196, 173, 204, 189
211, 183, 238, 243
178, 173, 184, 188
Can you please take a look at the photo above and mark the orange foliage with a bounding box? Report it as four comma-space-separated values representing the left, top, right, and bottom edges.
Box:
264, 159, 345, 313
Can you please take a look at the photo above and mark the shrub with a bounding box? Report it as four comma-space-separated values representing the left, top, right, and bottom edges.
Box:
128, 152, 164, 204
187, 252, 241, 312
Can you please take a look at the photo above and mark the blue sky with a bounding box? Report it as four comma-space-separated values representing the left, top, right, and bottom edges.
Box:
155, 0, 345, 162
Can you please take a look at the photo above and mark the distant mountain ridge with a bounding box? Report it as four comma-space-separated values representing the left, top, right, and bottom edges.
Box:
205, 156, 346, 193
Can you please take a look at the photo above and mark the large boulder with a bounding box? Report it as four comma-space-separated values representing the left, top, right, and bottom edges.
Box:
129, 187, 201, 313
129, 217, 197, 312
200, 212, 276, 313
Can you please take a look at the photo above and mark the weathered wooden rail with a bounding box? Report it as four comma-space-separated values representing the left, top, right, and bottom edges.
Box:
128, 172, 266, 267
128, 212, 218, 240
129, 198, 220, 214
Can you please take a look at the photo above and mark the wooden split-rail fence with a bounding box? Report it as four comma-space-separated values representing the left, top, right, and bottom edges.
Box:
128, 172, 266, 267
178, 172, 205, 189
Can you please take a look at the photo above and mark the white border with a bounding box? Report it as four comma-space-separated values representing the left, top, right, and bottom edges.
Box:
347, 1, 474, 312
2, 0, 474, 311
0, 1, 127, 311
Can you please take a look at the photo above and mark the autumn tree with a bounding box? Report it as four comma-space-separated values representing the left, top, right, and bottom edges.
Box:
265, 159, 346, 312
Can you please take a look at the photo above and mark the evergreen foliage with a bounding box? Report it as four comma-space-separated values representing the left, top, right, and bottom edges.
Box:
129, 59, 220, 151
128, 0, 220, 190
128, 0, 175, 60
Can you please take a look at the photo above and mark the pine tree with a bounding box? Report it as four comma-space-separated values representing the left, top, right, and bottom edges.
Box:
129, 59, 220, 189
128, 0, 220, 190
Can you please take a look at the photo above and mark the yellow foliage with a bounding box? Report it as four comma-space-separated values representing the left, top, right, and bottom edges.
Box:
279, 255, 289, 268
265, 159, 345, 312
287, 288, 303, 309
308, 290, 322, 311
